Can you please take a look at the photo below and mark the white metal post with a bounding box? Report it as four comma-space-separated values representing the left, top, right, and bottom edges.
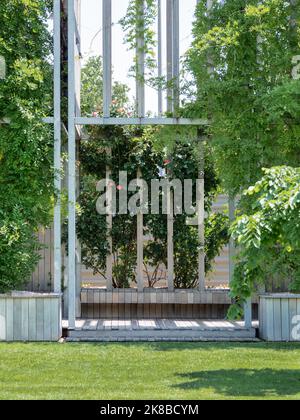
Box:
167, 185, 174, 292
157, 0, 163, 116
172, 0, 180, 112
68, 0, 76, 330
166, 0, 175, 291
106, 149, 113, 291
136, 1, 145, 290
166, 0, 173, 112
53, 0, 62, 294
198, 138, 205, 291
168, 0, 179, 292
103, 0, 113, 290
137, 168, 144, 291
75, 0, 82, 319
103, 0, 112, 118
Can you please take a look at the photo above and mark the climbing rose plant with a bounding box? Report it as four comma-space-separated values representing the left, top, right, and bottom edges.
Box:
77, 56, 229, 289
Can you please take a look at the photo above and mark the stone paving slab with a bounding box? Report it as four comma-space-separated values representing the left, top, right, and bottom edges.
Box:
64, 319, 259, 342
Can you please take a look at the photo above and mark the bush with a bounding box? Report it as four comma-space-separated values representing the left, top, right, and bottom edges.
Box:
229, 166, 300, 318
0, 210, 40, 293
0, 1, 53, 292
77, 126, 229, 288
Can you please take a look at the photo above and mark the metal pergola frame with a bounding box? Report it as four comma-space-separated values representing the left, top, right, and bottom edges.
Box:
46, 0, 252, 330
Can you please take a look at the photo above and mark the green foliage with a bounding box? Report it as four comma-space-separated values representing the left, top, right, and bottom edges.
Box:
206, 212, 230, 274
229, 166, 300, 315
77, 125, 161, 288
187, 0, 300, 195
173, 213, 229, 288
0, 0, 53, 292
78, 122, 162, 288
78, 127, 228, 288
81, 56, 130, 117
78, 56, 228, 288
120, 0, 159, 87
0, 209, 40, 293
185, 0, 300, 315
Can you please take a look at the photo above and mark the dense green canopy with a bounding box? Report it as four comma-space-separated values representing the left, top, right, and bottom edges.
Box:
187, 0, 300, 195
186, 0, 300, 311
0, 0, 53, 292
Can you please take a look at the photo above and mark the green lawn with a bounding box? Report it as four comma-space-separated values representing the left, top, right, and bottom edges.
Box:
0, 342, 300, 400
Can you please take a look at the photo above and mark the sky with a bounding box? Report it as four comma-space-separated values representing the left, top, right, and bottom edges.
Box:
80, 0, 197, 114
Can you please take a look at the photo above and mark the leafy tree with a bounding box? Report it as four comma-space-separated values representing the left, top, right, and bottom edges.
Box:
186, 0, 300, 195
81, 56, 130, 117
186, 0, 300, 311
0, 0, 53, 292
229, 167, 300, 317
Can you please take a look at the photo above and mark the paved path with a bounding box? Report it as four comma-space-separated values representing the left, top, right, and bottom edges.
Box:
64, 319, 259, 342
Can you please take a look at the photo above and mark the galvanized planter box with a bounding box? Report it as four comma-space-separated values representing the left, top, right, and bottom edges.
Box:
259, 294, 300, 342
0, 292, 62, 342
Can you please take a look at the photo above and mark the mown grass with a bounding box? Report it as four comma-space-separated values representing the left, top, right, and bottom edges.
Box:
0, 342, 300, 400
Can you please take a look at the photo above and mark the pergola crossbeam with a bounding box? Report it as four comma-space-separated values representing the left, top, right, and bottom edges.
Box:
74, 117, 208, 126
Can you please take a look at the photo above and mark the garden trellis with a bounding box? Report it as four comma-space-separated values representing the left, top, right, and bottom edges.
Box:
46, 0, 252, 331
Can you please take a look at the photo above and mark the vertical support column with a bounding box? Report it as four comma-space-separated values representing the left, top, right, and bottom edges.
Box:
75, 0, 82, 319
166, 0, 175, 291
75, 0, 82, 116
172, 0, 180, 112
103, 0, 113, 290
166, 0, 173, 112
157, 0, 163, 116
53, 0, 61, 294
167, 186, 174, 292
136, 1, 145, 290
68, 0, 76, 330
106, 149, 113, 291
137, 168, 144, 292
198, 137, 205, 291
103, 0, 112, 118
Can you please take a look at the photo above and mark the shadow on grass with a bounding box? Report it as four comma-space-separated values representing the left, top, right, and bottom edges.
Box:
50, 341, 300, 354
173, 369, 300, 398
144, 342, 300, 352
2, 342, 300, 354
